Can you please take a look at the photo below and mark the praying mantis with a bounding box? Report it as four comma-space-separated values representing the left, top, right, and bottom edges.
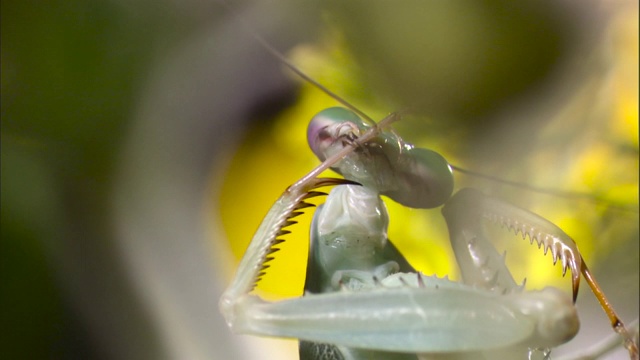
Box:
219, 4, 639, 359
221, 105, 638, 359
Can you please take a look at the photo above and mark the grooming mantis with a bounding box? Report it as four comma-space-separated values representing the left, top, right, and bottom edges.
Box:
220, 12, 639, 359
221, 104, 638, 359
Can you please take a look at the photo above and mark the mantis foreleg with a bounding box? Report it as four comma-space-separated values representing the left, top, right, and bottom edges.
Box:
442, 188, 638, 358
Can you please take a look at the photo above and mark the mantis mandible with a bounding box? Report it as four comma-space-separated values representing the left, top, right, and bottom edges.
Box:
220, 20, 639, 360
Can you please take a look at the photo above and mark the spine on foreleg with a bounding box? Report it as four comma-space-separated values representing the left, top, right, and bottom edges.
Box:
442, 188, 518, 293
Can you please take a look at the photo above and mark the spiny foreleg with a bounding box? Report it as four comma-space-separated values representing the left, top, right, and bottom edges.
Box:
442, 188, 637, 358
221, 112, 400, 329
220, 177, 355, 328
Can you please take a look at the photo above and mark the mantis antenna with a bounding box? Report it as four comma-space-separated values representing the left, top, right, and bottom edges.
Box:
261, 35, 638, 212
233, 15, 378, 127
223, 6, 639, 357
231, 7, 638, 215
451, 166, 639, 213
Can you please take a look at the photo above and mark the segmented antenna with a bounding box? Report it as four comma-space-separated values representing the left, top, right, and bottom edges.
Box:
228, 3, 638, 210
451, 165, 639, 213
233, 15, 377, 127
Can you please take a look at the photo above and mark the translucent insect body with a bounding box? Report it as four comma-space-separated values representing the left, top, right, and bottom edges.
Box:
220, 106, 638, 359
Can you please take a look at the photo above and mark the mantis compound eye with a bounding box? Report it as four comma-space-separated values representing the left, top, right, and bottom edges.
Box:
307, 107, 365, 161
307, 107, 454, 209
383, 147, 454, 209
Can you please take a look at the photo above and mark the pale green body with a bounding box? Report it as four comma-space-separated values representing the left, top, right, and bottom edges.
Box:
298, 185, 579, 360
220, 108, 596, 360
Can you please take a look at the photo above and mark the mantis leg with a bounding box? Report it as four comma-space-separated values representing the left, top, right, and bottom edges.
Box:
224, 283, 578, 353
556, 319, 638, 360
442, 188, 638, 358
442, 188, 582, 297
220, 177, 356, 323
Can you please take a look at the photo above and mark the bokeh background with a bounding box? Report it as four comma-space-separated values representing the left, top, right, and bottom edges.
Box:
2, 0, 637, 359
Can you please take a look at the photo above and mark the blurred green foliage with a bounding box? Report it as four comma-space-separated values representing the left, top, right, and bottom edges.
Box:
1, 0, 171, 357
327, 0, 573, 122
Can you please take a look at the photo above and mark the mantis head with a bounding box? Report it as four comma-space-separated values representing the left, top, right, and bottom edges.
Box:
307, 107, 454, 209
